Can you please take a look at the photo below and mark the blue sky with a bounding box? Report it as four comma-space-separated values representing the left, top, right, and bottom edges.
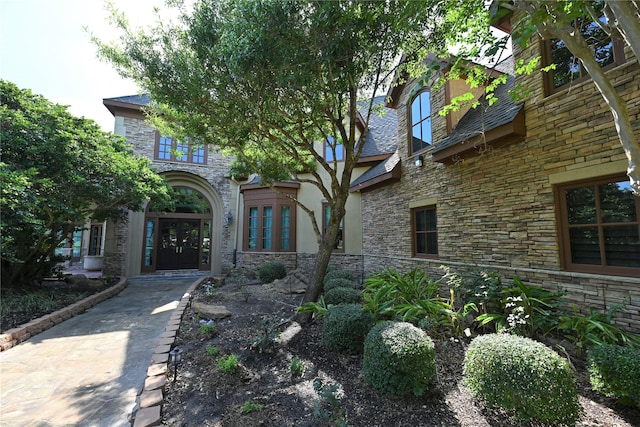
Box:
1, 0, 168, 131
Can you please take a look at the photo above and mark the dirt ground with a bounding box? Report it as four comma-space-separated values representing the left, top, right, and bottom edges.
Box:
161, 278, 640, 427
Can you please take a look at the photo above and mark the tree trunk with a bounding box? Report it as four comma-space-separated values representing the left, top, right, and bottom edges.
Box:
606, 0, 640, 65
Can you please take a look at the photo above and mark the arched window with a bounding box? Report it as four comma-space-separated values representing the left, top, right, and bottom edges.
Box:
409, 90, 432, 154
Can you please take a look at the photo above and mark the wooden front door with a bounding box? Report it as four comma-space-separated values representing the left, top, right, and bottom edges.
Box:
156, 219, 201, 270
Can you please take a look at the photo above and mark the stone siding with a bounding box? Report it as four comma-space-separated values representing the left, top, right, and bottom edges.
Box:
360, 38, 640, 332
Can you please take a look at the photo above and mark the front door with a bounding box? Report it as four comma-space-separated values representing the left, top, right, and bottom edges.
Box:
156, 219, 201, 270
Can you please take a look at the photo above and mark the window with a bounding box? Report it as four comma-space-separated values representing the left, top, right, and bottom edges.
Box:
155, 134, 207, 164
409, 90, 432, 154
241, 184, 298, 252
556, 175, 640, 276
323, 203, 344, 252
324, 136, 344, 162
88, 223, 103, 256
544, 16, 624, 93
412, 206, 438, 257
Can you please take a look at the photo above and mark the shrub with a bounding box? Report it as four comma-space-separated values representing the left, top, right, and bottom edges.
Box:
588, 344, 640, 407
251, 314, 280, 353
463, 334, 579, 425
240, 400, 264, 414
324, 277, 359, 292
323, 269, 353, 285
290, 356, 305, 378
363, 321, 436, 397
322, 304, 374, 354
217, 354, 239, 374
324, 286, 362, 305
206, 345, 219, 356
258, 261, 286, 284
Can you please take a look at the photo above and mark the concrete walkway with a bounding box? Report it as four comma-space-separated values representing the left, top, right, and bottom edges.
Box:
0, 274, 203, 427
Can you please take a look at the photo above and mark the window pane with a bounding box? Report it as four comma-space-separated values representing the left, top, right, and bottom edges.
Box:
426, 208, 437, 231
420, 92, 430, 117
603, 225, 640, 267
411, 97, 421, 124
566, 186, 596, 224
158, 136, 172, 160
248, 207, 258, 249
175, 140, 189, 162
416, 233, 426, 254
415, 210, 426, 231
569, 227, 601, 265
281, 206, 290, 250
144, 220, 154, 266
426, 232, 438, 255
599, 181, 637, 223
262, 206, 273, 249
202, 220, 211, 264
192, 145, 205, 164
421, 118, 431, 145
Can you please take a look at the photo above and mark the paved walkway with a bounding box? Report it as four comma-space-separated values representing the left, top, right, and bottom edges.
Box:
0, 274, 203, 427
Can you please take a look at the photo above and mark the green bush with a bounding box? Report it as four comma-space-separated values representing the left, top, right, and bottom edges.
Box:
324, 286, 362, 305
324, 277, 359, 292
258, 261, 286, 284
588, 344, 640, 407
363, 321, 436, 397
322, 304, 374, 354
323, 269, 353, 285
463, 334, 579, 425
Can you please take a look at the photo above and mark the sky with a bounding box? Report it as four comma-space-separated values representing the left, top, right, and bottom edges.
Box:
1, 0, 171, 131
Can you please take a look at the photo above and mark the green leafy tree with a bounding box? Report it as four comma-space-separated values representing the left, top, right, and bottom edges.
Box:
93, 0, 491, 319
0, 80, 171, 287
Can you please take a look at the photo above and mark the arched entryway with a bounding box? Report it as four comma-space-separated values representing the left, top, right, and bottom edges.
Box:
141, 173, 223, 273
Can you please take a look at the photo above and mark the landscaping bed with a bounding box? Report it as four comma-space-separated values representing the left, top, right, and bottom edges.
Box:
161, 278, 640, 426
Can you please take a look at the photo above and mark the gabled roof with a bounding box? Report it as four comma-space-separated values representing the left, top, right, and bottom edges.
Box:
350, 151, 401, 193
103, 94, 151, 117
431, 61, 526, 163
358, 96, 398, 161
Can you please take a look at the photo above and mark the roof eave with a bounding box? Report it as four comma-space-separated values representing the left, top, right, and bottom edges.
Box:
350, 161, 402, 193
431, 108, 525, 164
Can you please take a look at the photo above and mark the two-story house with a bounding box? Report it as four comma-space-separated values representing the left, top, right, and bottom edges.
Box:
351, 14, 640, 332
99, 95, 396, 282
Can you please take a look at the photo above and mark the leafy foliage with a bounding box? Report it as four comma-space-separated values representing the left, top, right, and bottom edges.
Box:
323, 287, 362, 306
289, 357, 304, 379
251, 314, 280, 353
363, 321, 436, 397
0, 80, 171, 287
312, 377, 347, 426
324, 278, 359, 292
296, 295, 329, 319
558, 303, 640, 350
323, 270, 354, 285
588, 344, 640, 408
258, 261, 286, 284
322, 304, 374, 355
464, 334, 580, 425
217, 354, 239, 374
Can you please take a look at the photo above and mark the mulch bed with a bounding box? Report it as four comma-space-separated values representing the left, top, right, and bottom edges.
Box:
161, 279, 640, 426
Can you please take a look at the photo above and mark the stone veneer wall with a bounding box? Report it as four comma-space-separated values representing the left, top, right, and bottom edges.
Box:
236, 252, 364, 284
359, 39, 640, 332
103, 113, 236, 275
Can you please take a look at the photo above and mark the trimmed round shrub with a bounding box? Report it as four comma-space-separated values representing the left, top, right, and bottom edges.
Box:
363, 321, 436, 397
323, 269, 353, 285
324, 277, 359, 292
258, 261, 286, 284
463, 334, 580, 425
322, 304, 374, 354
324, 286, 362, 305
588, 344, 640, 407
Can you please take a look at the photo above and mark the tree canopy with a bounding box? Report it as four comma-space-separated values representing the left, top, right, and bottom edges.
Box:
0, 80, 172, 287
94, 0, 493, 308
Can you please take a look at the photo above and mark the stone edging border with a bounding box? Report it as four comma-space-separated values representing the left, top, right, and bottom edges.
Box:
132, 276, 208, 427
0, 277, 128, 352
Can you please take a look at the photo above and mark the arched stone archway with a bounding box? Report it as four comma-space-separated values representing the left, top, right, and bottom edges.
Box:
141, 172, 224, 274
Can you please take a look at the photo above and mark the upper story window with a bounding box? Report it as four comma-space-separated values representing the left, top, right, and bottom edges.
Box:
324, 136, 344, 162
409, 90, 432, 154
155, 133, 207, 164
544, 16, 625, 94
556, 175, 639, 277
412, 206, 438, 257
